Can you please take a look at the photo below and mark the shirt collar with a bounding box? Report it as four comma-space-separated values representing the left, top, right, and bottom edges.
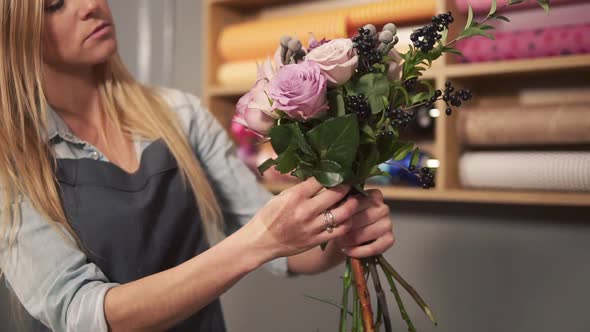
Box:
45, 103, 86, 145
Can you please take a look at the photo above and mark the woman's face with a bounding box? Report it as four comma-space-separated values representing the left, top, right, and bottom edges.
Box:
42, 0, 117, 69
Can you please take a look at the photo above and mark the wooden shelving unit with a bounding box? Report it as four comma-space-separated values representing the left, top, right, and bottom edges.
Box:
202, 0, 590, 207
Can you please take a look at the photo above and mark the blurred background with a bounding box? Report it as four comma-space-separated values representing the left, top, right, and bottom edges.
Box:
2, 0, 590, 331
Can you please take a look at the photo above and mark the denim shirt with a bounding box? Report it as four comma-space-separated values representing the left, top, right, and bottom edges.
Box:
0, 88, 290, 332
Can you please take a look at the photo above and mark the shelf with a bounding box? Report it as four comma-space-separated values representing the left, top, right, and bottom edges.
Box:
263, 181, 590, 207
444, 54, 590, 78
205, 0, 590, 208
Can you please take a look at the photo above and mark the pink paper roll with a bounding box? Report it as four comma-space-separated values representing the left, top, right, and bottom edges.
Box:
456, 23, 590, 63
453, 0, 581, 15
483, 3, 590, 33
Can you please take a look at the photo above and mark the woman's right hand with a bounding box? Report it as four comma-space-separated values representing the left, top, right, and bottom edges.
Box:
244, 177, 360, 261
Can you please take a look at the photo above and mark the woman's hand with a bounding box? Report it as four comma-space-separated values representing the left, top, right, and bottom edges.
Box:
335, 189, 395, 258
246, 177, 364, 261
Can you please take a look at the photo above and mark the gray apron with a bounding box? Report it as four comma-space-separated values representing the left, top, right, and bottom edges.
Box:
34, 139, 226, 331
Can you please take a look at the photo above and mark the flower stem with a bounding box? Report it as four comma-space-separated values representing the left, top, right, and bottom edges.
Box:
379, 260, 416, 332
351, 258, 375, 332
369, 257, 392, 332
378, 256, 438, 326
340, 258, 352, 332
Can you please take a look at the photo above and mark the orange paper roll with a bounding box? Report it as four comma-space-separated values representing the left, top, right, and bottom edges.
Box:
346, 0, 437, 31
217, 59, 265, 87
219, 12, 348, 62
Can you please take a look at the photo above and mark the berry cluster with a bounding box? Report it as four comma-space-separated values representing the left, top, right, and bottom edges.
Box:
424, 90, 442, 109
352, 27, 382, 74
377, 130, 395, 139
345, 94, 371, 120
403, 77, 418, 92
408, 165, 435, 189
386, 106, 415, 130
441, 82, 472, 115
410, 12, 454, 53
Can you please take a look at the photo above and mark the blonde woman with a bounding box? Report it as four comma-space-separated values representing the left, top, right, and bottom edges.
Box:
0, 1, 396, 331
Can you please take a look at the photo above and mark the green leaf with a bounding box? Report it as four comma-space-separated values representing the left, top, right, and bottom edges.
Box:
291, 167, 312, 181
313, 160, 344, 187
269, 125, 292, 154
410, 148, 421, 167
393, 142, 414, 161
306, 114, 360, 170
275, 146, 298, 173
288, 123, 316, 158
495, 15, 510, 22
461, 27, 495, 40
357, 145, 380, 180
360, 124, 376, 144
480, 24, 496, 31
410, 92, 429, 105
488, 0, 497, 17
508, 0, 527, 4
440, 28, 449, 44
354, 73, 390, 114
376, 136, 395, 164
536, 0, 550, 14
372, 63, 386, 73
257, 158, 277, 176
464, 3, 474, 32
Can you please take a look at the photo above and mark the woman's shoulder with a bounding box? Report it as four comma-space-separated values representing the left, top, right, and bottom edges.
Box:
153, 86, 224, 147
155, 86, 202, 113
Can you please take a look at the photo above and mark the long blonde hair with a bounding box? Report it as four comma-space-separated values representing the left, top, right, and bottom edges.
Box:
0, 1, 224, 255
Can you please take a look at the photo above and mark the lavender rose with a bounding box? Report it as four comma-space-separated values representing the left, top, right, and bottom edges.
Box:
268, 60, 329, 121
305, 38, 358, 86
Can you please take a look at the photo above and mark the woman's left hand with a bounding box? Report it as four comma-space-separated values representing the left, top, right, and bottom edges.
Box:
335, 189, 395, 258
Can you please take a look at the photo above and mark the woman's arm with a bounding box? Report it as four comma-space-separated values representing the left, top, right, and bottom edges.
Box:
2, 181, 357, 332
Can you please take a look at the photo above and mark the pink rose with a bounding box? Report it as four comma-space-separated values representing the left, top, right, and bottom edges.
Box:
268, 61, 328, 121
305, 38, 358, 86
387, 48, 403, 81
235, 79, 278, 136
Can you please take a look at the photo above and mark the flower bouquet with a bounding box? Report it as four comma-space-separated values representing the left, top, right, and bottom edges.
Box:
233, 1, 550, 330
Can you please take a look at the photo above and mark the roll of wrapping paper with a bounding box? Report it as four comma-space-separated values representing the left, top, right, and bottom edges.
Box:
459, 151, 590, 192
345, 0, 436, 35
217, 58, 265, 87
456, 23, 590, 63
453, 0, 581, 15
482, 2, 590, 33
219, 12, 348, 62
519, 87, 590, 107
218, 0, 436, 62
457, 105, 590, 147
